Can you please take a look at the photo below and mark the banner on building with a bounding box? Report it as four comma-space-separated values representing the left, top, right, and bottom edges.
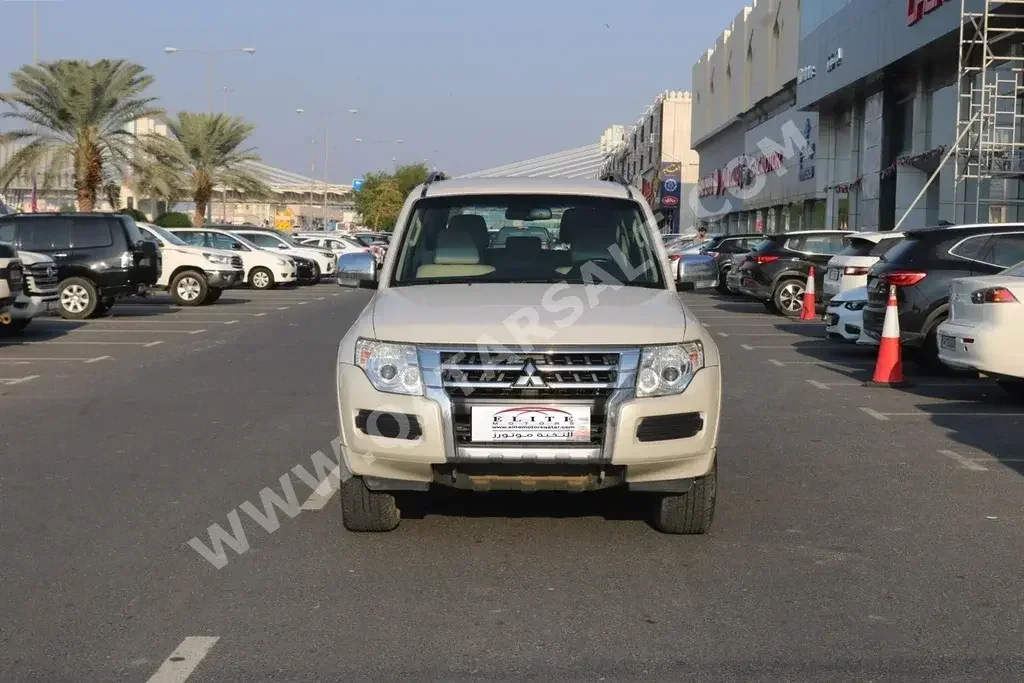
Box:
659, 161, 682, 208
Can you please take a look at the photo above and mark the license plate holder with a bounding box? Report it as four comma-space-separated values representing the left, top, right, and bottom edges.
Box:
940, 334, 957, 351
471, 405, 592, 443
827, 269, 840, 281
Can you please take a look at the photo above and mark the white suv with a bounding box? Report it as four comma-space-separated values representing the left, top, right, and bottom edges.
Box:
3, 250, 59, 333
138, 223, 245, 305
334, 176, 723, 534
231, 228, 336, 280
168, 227, 298, 290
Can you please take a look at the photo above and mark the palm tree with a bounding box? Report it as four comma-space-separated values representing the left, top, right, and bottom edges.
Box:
0, 59, 161, 211
141, 112, 269, 226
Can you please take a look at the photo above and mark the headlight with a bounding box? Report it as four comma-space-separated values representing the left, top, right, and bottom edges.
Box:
276, 257, 291, 266
203, 252, 231, 265
843, 301, 866, 311
355, 339, 423, 396
636, 342, 704, 398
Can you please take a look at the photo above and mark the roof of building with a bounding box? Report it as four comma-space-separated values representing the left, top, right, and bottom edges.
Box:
233, 160, 352, 197
419, 176, 631, 199
456, 144, 609, 180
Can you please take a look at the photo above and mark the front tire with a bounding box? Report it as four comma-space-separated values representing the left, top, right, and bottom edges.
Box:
170, 270, 209, 307
310, 262, 321, 281
58, 278, 99, 320
250, 267, 275, 290
651, 459, 717, 534
773, 278, 806, 318
340, 476, 401, 532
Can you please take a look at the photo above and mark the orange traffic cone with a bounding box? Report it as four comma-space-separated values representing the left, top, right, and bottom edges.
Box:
799, 267, 817, 320
868, 285, 911, 387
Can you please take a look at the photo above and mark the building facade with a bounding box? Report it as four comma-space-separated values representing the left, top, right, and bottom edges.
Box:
798, 0, 1024, 232
690, 0, 827, 235
600, 91, 700, 234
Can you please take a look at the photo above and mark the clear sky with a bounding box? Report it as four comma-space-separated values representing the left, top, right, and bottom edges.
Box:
0, 0, 751, 183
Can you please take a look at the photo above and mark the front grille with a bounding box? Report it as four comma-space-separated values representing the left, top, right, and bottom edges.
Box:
230, 256, 243, 269
440, 351, 620, 397
25, 263, 59, 294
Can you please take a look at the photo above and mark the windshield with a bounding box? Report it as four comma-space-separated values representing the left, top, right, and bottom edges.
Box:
142, 223, 186, 246
391, 194, 664, 288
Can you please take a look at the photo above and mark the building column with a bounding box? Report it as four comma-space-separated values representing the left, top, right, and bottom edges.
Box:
860, 91, 886, 231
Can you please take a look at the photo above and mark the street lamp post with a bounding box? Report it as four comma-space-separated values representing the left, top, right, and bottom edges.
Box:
296, 107, 358, 230
164, 46, 256, 113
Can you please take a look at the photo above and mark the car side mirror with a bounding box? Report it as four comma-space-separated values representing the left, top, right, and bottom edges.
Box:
230, 243, 241, 250
337, 252, 378, 289
140, 241, 158, 257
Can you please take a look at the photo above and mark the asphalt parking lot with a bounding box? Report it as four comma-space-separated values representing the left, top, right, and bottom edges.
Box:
2, 287, 1023, 682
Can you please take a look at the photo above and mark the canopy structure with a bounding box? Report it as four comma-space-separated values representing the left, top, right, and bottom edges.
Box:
457, 143, 609, 180
230, 160, 352, 202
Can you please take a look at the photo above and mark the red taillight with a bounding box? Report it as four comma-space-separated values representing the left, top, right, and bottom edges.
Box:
843, 266, 870, 276
970, 286, 1019, 304
754, 254, 779, 265
668, 254, 681, 261
881, 270, 927, 287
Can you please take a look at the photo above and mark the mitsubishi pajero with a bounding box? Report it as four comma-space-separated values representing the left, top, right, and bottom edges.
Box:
335, 176, 722, 534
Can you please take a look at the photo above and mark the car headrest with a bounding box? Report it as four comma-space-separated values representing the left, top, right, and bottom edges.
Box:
434, 229, 482, 265
571, 219, 619, 264
504, 235, 543, 260
447, 214, 489, 252
559, 208, 581, 243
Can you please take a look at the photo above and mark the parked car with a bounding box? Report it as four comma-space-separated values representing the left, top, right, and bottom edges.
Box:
137, 222, 244, 306
290, 254, 319, 285
168, 227, 298, 290
349, 231, 389, 264
292, 233, 368, 257
2, 250, 59, 333
823, 231, 904, 305
863, 223, 1024, 362
697, 233, 768, 292
0, 243, 23, 323
734, 230, 851, 316
231, 227, 337, 280
824, 286, 868, 342
333, 177, 722, 534
0, 213, 160, 319
936, 259, 1024, 396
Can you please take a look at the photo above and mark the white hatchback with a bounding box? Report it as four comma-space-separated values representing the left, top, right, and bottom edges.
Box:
823, 232, 904, 303
937, 261, 1024, 395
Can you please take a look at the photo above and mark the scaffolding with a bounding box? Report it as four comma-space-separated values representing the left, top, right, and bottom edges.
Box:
953, 0, 1024, 223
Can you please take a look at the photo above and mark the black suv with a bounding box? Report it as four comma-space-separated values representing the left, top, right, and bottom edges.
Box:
863, 223, 1024, 361
698, 233, 766, 292
0, 213, 160, 319
734, 230, 850, 316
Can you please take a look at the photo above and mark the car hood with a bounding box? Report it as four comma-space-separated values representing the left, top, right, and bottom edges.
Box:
14, 250, 55, 266
370, 283, 690, 346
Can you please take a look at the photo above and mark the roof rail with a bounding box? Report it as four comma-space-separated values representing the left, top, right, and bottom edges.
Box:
420, 170, 447, 197
598, 171, 633, 200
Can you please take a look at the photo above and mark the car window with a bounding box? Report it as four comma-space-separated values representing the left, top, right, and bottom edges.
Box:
209, 232, 243, 251
20, 219, 73, 250
792, 234, 844, 254
120, 216, 145, 245
72, 220, 114, 249
392, 194, 664, 287
0, 222, 14, 243
838, 238, 876, 257
978, 233, 1024, 268
173, 231, 206, 247
949, 235, 989, 261
869, 238, 901, 256
244, 233, 285, 249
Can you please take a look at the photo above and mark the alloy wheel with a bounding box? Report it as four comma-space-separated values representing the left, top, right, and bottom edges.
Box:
176, 276, 202, 301
61, 284, 89, 313
253, 272, 270, 288
778, 282, 805, 314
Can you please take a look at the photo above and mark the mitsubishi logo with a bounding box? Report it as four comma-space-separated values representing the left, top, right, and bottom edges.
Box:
513, 359, 547, 388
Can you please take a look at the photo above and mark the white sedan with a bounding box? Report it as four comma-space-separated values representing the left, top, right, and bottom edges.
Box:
824, 286, 868, 342
937, 260, 1024, 396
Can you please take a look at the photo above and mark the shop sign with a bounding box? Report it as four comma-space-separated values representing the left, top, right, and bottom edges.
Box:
826, 48, 843, 73
658, 162, 682, 208
797, 65, 817, 85
907, 0, 944, 26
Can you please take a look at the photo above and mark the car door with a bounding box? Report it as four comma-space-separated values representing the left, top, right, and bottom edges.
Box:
71, 218, 125, 286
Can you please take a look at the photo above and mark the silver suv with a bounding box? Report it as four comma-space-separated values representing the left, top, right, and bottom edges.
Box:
333, 176, 723, 534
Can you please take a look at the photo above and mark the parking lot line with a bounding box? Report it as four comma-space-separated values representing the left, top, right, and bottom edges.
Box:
860, 407, 1024, 421
0, 375, 39, 385
807, 379, 982, 391
0, 356, 110, 363
769, 358, 876, 368
145, 636, 220, 683
938, 450, 989, 472
58, 328, 205, 335
277, 306, 290, 310
0, 340, 162, 347
36, 318, 238, 325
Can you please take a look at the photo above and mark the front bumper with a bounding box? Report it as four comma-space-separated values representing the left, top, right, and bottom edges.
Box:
824, 303, 864, 342
207, 269, 244, 288
11, 293, 59, 320
336, 363, 721, 489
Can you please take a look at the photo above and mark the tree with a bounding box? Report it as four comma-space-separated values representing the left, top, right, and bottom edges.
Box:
140, 112, 269, 226
0, 59, 162, 211
154, 211, 191, 227
362, 178, 404, 230
392, 163, 429, 197
103, 182, 121, 211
